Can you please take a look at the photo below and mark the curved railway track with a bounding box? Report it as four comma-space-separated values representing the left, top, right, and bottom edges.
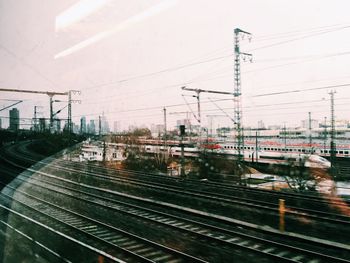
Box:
5, 141, 350, 210
26, 156, 350, 228
3, 143, 350, 238
6, 145, 349, 227
4, 168, 350, 263
1, 141, 350, 262
63, 159, 350, 209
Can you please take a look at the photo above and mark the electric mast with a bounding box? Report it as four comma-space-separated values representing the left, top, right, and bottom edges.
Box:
329, 90, 336, 176
233, 28, 252, 170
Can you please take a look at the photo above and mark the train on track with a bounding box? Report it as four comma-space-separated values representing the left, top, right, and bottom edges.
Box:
81, 138, 332, 169
95, 139, 329, 169
143, 143, 331, 169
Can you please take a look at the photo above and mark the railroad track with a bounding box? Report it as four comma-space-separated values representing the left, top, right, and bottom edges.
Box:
41, 159, 350, 224
2, 143, 350, 242
65, 160, 350, 207
5, 141, 350, 212
3, 164, 350, 262
1, 141, 350, 262
0, 182, 205, 262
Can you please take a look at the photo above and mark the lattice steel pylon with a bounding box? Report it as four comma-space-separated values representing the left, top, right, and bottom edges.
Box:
329, 90, 336, 176
68, 90, 81, 133
233, 28, 252, 176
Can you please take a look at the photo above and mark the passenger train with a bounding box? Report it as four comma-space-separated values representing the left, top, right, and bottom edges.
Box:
140, 140, 331, 169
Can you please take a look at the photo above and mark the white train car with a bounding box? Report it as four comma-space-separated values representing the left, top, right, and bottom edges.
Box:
218, 143, 330, 169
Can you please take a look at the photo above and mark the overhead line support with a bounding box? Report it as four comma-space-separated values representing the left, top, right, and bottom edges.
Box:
234, 27, 252, 183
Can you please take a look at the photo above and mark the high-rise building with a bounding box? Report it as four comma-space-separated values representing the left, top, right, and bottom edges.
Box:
9, 108, 19, 131
100, 114, 110, 134
0, 118, 2, 129
73, 122, 79, 134
89, 119, 96, 134
80, 116, 86, 134
301, 119, 319, 129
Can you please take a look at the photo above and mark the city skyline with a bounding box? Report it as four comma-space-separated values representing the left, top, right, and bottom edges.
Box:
1, 1, 350, 131
2, 107, 350, 134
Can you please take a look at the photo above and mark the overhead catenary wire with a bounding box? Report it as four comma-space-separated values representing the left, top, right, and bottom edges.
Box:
81, 48, 350, 105
70, 95, 350, 122
2, 21, 350, 130
80, 24, 350, 93
252, 83, 350, 97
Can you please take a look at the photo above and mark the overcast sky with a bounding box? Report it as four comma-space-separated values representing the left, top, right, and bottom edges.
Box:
1, 0, 350, 130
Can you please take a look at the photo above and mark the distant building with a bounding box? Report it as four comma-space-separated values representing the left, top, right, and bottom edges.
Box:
334, 119, 349, 129
100, 114, 110, 134
54, 119, 61, 133
128, 125, 137, 132
150, 124, 165, 137
257, 120, 265, 129
301, 119, 319, 129
113, 121, 120, 133
80, 116, 86, 134
88, 119, 96, 134
9, 108, 19, 131
176, 119, 191, 129
267, 125, 282, 130
73, 123, 79, 134
0, 118, 2, 129
39, 118, 47, 132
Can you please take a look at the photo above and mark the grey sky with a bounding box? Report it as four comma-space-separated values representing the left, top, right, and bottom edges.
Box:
1, 0, 350, 130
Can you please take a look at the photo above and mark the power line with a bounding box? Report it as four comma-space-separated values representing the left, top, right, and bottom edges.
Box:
0, 43, 58, 89
73, 97, 234, 118
73, 82, 350, 119
248, 25, 350, 52
252, 83, 350, 97
80, 25, 350, 93
84, 49, 350, 104
253, 23, 350, 41
68, 93, 350, 124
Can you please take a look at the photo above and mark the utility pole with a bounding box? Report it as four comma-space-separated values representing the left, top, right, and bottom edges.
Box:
181, 86, 235, 143
68, 90, 81, 134
283, 123, 287, 153
68, 92, 71, 133
34, 106, 38, 132
255, 130, 259, 163
329, 90, 336, 176
234, 28, 252, 182
102, 140, 106, 162
33, 106, 43, 132
169, 111, 192, 142
182, 87, 202, 139
99, 115, 102, 137
180, 125, 186, 178
323, 117, 327, 153
163, 107, 167, 152
0, 89, 68, 132
49, 94, 54, 132
308, 112, 312, 153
